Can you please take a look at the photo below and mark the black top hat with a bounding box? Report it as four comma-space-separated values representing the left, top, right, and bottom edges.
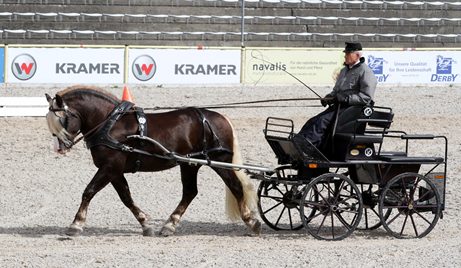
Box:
343, 42, 363, 52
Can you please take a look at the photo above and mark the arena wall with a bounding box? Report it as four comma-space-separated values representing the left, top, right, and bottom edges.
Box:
1, 45, 460, 86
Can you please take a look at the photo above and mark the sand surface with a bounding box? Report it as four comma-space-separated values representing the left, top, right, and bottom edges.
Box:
0, 83, 460, 267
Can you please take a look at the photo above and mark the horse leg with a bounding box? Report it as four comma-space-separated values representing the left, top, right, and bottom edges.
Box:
213, 167, 261, 235
159, 164, 199, 237
111, 175, 155, 237
66, 167, 112, 236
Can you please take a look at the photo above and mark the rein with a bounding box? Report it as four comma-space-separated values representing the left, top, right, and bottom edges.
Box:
59, 96, 324, 149
144, 97, 323, 111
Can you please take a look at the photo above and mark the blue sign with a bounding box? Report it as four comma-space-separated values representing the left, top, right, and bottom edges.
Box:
0, 47, 4, 83
431, 55, 458, 82
368, 55, 384, 75
368, 55, 389, 82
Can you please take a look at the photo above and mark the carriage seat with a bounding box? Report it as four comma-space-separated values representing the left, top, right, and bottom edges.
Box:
329, 105, 394, 161
264, 117, 328, 165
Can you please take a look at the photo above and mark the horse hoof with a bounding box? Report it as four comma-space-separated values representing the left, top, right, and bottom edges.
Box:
251, 220, 262, 235
142, 226, 155, 237
159, 224, 175, 237
66, 224, 83, 236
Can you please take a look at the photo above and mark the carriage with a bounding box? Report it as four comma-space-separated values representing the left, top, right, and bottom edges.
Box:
250, 104, 448, 240
46, 87, 447, 240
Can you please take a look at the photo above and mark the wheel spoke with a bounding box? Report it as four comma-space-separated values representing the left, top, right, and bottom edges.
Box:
399, 212, 409, 236
386, 210, 402, 226
275, 206, 286, 227
259, 194, 283, 202
287, 207, 294, 229
262, 199, 283, 214
387, 188, 404, 201
329, 211, 335, 239
409, 213, 419, 237
274, 185, 285, 196
382, 205, 410, 209
332, 211, 352, 231
415, 189, 434, 203
413, 209, 435, 225
399, 178, 412, 202
316, 213, 328, 235
313, 185, 331, 206
303, 200, 328, 209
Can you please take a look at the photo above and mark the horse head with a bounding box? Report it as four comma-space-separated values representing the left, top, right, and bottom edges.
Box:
45, 86, 121, 154
45, 93, 82, 154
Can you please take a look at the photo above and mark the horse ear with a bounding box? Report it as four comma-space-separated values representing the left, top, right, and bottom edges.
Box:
55, 95, 64, 108
45, 93, 53, 104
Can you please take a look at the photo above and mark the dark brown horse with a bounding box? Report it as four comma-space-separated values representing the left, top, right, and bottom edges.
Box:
45, 85, 260, 237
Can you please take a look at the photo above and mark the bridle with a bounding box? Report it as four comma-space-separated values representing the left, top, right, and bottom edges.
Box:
48, 99, 110, 149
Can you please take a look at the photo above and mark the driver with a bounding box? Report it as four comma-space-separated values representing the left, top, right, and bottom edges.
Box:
297, 42, 378, 150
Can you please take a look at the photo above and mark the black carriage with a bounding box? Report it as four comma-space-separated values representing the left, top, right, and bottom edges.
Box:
251, 104, 447, 240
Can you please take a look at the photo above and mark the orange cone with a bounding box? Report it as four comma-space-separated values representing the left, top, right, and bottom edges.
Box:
121, 85, 134, 102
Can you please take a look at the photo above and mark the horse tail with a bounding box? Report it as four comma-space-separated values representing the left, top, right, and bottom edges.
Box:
223, 116, 258, 222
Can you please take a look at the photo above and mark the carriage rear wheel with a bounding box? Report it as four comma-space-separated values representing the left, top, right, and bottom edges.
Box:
300, 173, 363, 240
257, 180, 305, 231
379, 172, 441, 239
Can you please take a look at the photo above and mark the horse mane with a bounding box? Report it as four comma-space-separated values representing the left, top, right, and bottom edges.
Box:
58, 85, 120, 104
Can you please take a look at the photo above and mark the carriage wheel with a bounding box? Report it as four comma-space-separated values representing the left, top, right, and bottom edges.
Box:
257, 180, 305, 231
379, 172, 441, 239
300, 173, 363, 240
357, 184, 391, 230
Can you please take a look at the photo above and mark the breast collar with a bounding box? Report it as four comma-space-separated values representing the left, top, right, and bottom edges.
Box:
85, 101, 147, 151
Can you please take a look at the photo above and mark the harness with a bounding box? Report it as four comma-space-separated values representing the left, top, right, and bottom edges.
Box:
85, 101, 139, 152
187, 108, 233, 164
84, 102, 232, 170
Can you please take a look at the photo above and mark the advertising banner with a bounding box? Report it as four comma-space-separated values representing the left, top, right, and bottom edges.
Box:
7, 47, 124, 83
243, 49, 343, 85
128, 48, 241, 84
364, 51, 461, 84
0, 47, 4, 83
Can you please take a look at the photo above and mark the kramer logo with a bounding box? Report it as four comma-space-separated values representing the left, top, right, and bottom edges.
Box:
368, 55, 389, 82
132, 55, 156, 81
431, 55, 458, 82
12, 53, 37, 80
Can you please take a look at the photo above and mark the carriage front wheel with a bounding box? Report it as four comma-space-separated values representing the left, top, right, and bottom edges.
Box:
300, 173, 363, 240
379, 172, 441, 239
257, 180, 304, 231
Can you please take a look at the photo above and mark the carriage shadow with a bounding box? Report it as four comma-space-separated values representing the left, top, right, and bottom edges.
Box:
0, 220, 391, 240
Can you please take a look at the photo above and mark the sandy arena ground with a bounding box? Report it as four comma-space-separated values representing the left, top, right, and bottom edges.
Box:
0, 83, 460, 267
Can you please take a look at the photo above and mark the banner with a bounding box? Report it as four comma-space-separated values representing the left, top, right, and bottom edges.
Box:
364, 51, 461, 84
243, 49, 343, 85
6, 47, 124, 83
0, 47, 4, 83
128, 48, 241, 84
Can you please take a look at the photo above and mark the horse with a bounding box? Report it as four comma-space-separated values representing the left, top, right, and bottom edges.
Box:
45, 85, 261, 237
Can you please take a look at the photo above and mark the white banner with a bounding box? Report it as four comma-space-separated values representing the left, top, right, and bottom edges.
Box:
7, 47, 124, 83
364, 51, 461, 84
128, 48, 241, 84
